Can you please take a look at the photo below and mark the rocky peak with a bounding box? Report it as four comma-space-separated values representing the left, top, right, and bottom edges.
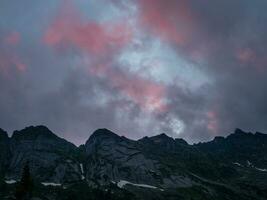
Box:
213, 136, 225, 142
0, 128, 10, 175
85, 128, 121, 146
174, 138, 188, 145
7, 126, 80, 183
89, 128, 120, 139
150, 133, 172, 141
139, 133, 173, 144
0, 128, 8, 140
226, 128, 255, 141
85, 128, 128, 155
11, 125, 59, 141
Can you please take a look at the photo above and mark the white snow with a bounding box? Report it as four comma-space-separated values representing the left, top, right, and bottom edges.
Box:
80, 163, 84, 174
234, 161, 267, 172
41, 182, 61, 187
255, 167, 267, 172
80, 163, 85, 180
233, 162, 242, 167
247, 160, 253, 167
117, 180, 163, 191
5, 179, 17, 184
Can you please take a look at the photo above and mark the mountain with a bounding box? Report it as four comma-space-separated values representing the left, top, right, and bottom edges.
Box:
196, 128, 267, 169
0, 128, 10, 176
6, 126, 83, 184
0, 126, 267, 200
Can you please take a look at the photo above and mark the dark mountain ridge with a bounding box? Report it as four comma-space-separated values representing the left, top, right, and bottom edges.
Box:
1, 126, 267, 200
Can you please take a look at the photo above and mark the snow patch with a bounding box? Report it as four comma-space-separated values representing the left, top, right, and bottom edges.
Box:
80, 163, 84, 174
80, 163, 85, 180
236, 160, 267, 172
255, 167, 267, 172
233, 162, 243, 167
247, 160, 253, 167
117, 180, 163, 191
5, 179, 17, 184
41, 182, 61, 187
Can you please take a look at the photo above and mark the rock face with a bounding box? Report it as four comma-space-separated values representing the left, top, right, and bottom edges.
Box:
83, 128, 267, 199
84, 129, 176, 187
83, 129, 238, 188
196, 128, 267, 169
7, 126, 83, 183
1, 126, 267, 200
0, 128, 11, 176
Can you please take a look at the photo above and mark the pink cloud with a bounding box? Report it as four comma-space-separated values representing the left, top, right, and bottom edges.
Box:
89, 62, 167, 113
44, 2, 167, 113
109, 68, 167, 113
137, 0, 216, 63
236, 48, 256, 63
236, 48, 267, 71
4, 32, 20, 45
0, 54, 26, 76
206, 111, 219, 134
43, 3, 131, 55
0, 31, 26, 75
138, 0, 195, 46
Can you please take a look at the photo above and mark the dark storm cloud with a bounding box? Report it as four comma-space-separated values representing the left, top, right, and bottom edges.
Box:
0, 0, 267, 145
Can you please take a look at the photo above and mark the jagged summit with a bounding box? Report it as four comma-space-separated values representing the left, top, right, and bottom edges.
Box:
150, 133, 172, 140
227, 128, 255, 139
1, 125, 267, 200
146, 133, 174, 145
234, 128, 246, 134
0, 128, 8, 139
139, 133, 188, 146
11, 125, 59, 140
87, 128, 121, 141
174, 138, 188, 145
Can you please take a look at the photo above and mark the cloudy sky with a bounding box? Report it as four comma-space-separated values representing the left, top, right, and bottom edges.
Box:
0, 0, 267, 145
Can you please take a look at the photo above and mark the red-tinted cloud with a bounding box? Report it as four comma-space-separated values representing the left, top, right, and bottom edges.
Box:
137, 0, 216, 63
236, 48, 256, 63
43, 3, 131, 55
0, 54, 26, 76
0, 31, 26, 75
44, 2, 167, 113
90, 62, 167, 113
4, 32, 20, 45
138, 0, 195, 46
206, 111, 219, 134
236, 47, 267, 71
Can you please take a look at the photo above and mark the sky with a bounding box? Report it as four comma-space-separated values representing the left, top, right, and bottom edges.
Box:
0, 0, 267, 145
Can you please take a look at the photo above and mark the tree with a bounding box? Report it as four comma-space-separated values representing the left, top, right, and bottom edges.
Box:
0, 172, 7, 198
15, 161, 33, 200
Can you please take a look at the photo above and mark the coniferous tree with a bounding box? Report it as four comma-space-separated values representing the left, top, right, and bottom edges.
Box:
15, 161, 33, 200
0, 172, 7, 198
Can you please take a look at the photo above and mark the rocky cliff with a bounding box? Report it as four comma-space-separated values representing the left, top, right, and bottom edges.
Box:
1, 126, 267, 200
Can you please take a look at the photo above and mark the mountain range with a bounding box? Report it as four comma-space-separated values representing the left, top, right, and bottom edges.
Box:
0, 125, 267, 200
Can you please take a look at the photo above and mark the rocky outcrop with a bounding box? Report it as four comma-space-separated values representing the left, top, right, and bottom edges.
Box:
6, 126, 83, 183
0, 128, 11, 176
84, 129, 195, 188
196, 128, 267, 169
1, 126, 267, 200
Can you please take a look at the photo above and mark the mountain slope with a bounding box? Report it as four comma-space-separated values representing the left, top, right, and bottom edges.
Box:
0, 126, 267, 200
7, 126, 83, 183
0, 128, 11, 177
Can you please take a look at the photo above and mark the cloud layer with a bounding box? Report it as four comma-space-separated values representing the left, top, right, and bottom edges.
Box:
0, 0, 267, 145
